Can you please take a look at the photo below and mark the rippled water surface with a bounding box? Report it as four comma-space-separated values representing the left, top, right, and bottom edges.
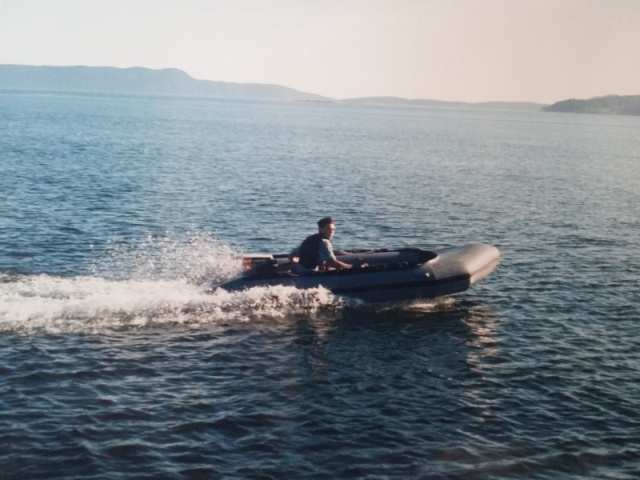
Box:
1, 92, 640, 478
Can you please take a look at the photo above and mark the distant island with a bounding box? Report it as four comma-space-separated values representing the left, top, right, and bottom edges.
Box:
343, 96, 542, 111
543, 95, 640, 116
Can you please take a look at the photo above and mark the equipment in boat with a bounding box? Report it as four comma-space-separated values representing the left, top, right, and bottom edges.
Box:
214, 244, 500, 303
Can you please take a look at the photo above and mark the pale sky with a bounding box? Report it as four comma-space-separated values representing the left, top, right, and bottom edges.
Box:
1, 0, 639, 103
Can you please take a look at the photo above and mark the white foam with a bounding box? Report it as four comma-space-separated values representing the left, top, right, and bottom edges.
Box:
0, 273, 344, 334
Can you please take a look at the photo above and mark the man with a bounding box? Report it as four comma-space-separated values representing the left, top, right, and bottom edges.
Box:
290, 217, 354, 270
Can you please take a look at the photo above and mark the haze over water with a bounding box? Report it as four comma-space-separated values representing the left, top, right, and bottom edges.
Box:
1, 92, 639, 478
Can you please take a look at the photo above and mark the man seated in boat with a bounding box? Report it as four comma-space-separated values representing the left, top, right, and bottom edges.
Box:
289, 217, 356, 271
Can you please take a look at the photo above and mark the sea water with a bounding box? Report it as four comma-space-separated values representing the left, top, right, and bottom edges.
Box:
1, 92, 639, 478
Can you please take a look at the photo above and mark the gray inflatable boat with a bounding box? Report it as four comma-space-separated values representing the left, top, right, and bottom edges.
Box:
214, 244, 500, 303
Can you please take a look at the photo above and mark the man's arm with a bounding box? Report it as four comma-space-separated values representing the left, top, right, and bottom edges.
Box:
319, 239, 352, 269
328, 258, 353, 269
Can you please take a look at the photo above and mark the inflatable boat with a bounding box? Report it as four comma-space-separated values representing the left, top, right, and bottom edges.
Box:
214, 243, 500, 303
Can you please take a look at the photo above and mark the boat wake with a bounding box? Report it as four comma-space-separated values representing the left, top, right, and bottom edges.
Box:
0, 272, 344, 334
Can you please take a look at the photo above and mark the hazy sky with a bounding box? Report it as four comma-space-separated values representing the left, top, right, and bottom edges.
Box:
1, 0, 639, 102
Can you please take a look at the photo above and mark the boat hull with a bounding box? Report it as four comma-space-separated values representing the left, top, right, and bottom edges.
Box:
215, 244, 500, 303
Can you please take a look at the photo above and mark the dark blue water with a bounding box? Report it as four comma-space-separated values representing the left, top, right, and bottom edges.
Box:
1, 92, 639, 478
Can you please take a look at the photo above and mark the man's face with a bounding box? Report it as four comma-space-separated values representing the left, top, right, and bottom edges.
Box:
321, 223, 336, 240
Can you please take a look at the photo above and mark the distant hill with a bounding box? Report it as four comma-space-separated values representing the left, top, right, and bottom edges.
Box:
543, 95, 640, 116
0, 64, 330, 102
